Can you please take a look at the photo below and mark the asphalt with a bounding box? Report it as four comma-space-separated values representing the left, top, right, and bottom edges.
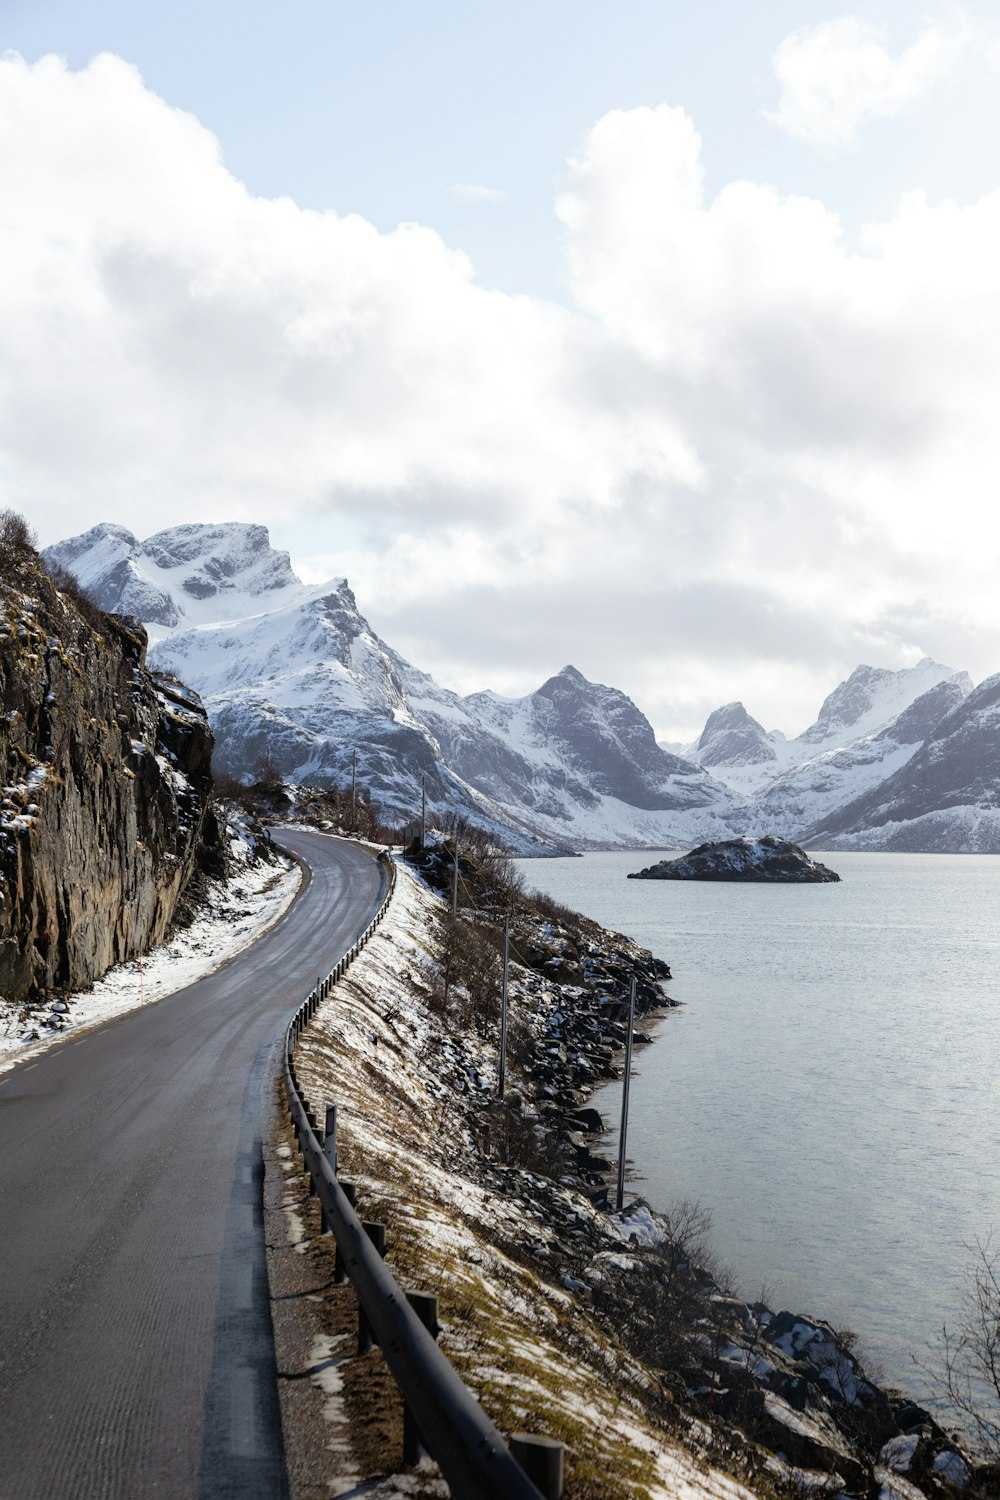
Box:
0, 827, 385, 1500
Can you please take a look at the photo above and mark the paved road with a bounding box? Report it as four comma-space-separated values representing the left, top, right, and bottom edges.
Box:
0, 828, 385, 1500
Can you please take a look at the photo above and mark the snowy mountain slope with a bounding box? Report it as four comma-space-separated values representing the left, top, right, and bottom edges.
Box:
146, 575, 541, 842
45, 523, 739, 849
45, 522, 1000, 852
804, 673, 1000, 851
695, 702, 777, 770
684, 661, 973, 838
795, 660, 968, 752
44, 521, 322, 638
752, 677, 972, 839
405, 663, 745, 848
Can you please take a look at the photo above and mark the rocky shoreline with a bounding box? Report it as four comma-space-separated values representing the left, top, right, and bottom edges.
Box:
410, 840, 978, 1495
275, 834, 984, 1498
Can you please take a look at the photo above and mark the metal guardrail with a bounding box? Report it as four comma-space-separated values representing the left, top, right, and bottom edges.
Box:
280, 845, 562, 1500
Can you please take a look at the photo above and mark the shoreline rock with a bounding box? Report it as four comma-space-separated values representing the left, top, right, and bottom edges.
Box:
629, 835, 841, 883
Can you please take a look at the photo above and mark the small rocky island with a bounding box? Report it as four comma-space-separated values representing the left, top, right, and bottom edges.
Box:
628, 834, 841, 882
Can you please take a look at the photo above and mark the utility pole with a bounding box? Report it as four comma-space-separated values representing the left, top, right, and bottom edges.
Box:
451, 836, 459, 917
420, 774, 426, 850
351, 749, 357, 830
498, 914, 510, 1096
616, 974, 636, 1214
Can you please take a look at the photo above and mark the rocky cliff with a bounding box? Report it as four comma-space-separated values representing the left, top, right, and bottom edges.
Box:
0, 534, 223, 1003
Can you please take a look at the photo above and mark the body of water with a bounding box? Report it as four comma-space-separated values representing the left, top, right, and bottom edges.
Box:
514, 849, 1000, 1398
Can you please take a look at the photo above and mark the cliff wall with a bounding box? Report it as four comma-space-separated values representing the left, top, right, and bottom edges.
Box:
0, 543, 222, 1003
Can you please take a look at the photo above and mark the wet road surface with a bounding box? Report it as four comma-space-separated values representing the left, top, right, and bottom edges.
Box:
0, 829, 384, 1500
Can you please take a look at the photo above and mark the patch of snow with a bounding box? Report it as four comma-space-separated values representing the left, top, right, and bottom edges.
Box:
0, 836, 301, 1073
880, 1434, 919, 1472
931, 1449, 969, 1485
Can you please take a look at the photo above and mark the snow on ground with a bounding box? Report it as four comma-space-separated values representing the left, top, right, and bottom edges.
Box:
291, 859, 759, 1500
0, 829, 301, 1073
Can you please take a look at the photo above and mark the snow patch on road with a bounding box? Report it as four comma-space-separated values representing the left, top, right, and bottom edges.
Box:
0, 833, 301, 1073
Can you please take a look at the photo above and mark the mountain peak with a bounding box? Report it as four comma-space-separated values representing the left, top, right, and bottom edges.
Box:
800, 659, 961, 746
696, 701, 776, 769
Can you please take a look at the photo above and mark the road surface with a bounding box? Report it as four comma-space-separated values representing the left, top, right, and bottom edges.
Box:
0, 828, 385, 1500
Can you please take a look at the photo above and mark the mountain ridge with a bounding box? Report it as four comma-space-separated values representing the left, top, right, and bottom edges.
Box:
43, 522, 1000, 853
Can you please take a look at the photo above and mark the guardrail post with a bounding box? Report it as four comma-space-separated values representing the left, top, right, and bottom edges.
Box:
358, 1222, 387, 1353
319, 1105, 338, 1233
323, 1105, 337, 1175
333, 1183, 357, 1282
403, 1292, 439, 1463
510, 1435, 565, 1499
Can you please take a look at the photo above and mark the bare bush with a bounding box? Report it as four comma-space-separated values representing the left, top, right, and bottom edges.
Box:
42, 557, 109, 632
528, 887, 582, 926
253, 751, 283, 788
470, 1095, 573, 1177
0, 508, 37, 573
935, 1233, 1000, 1463
605, 1198, 719, 1375
450, 917, 504, 1038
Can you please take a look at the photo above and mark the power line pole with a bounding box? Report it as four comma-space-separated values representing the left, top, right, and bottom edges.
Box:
451, 836, 459, 916
351, 749, 357, 830
420, 774, 426, 850
498, 914, 510, 1096
616, 973, 636, 1214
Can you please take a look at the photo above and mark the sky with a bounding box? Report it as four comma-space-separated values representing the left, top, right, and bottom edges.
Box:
3, 0, 1000, 739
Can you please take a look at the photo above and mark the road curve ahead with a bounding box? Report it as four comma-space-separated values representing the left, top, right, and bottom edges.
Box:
0, 829, 384, 1500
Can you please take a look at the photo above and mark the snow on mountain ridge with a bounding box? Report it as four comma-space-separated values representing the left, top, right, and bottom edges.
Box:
806, 672, 1000, 851
798, 659, 963, 749
695, 702, 777, 770
44, 521, 993, 852
44, 522, 335, 641
45, 521, 737, 849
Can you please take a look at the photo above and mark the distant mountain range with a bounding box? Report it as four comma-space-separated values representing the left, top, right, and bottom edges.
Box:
44, 523, 1000, 853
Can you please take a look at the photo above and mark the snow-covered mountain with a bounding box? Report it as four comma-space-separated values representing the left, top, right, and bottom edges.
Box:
805, 673, 1000, 851
43, 523, 738, 850
44, 522, 1000, 852
44, 521, 320, 637
405, 663, 743, 849
685, 661, 973, 839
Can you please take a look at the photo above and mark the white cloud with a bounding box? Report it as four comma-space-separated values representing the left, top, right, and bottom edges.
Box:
766, 15, 970, 153
447, 182, 508, 203
5, 53, 1000, 737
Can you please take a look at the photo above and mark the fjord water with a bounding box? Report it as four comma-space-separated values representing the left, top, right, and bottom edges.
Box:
515, 850, 1000, 1397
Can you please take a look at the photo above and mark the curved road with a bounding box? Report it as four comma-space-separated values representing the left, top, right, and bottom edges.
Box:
0, 828, 384, 1500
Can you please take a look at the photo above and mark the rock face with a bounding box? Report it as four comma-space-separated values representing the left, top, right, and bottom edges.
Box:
1, 551, 222, 1003
628, 836, 840, 882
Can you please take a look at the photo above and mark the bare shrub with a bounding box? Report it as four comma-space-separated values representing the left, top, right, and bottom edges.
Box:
253, 751, 283, 788
603, 1198, 718, 1375
42, 557, 110, 633
0, 510, 36, 567
934, 1233, 1000, 1464
450, 918, 504, 1039
528, 887, 581, 926
470, 1095, 573, 1177
0, 508, 36, 573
